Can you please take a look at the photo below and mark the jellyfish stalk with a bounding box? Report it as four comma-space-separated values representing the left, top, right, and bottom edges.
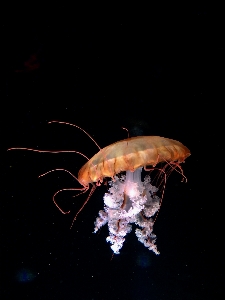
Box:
94, 167, 161, 254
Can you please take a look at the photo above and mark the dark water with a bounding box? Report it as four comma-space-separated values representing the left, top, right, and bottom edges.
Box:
2, 6, 224, 299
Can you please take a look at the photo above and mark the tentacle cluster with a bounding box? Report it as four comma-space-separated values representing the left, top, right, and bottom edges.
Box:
94, 168, 161, 254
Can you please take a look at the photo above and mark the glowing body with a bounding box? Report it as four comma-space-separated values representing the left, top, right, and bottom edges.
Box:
9, 122, 191, 255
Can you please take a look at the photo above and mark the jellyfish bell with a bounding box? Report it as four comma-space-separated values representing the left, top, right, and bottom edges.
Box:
78, 136, 190, 186
78, 136, 190, 254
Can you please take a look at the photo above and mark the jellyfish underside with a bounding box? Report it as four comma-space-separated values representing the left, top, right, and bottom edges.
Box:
94, 167, 161, 254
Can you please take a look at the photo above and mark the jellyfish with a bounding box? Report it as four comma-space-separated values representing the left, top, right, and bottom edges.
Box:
78, 135, 190, 254
9, 121, 190, 255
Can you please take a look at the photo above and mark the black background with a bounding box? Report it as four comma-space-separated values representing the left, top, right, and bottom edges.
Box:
2, 5, 224, 300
